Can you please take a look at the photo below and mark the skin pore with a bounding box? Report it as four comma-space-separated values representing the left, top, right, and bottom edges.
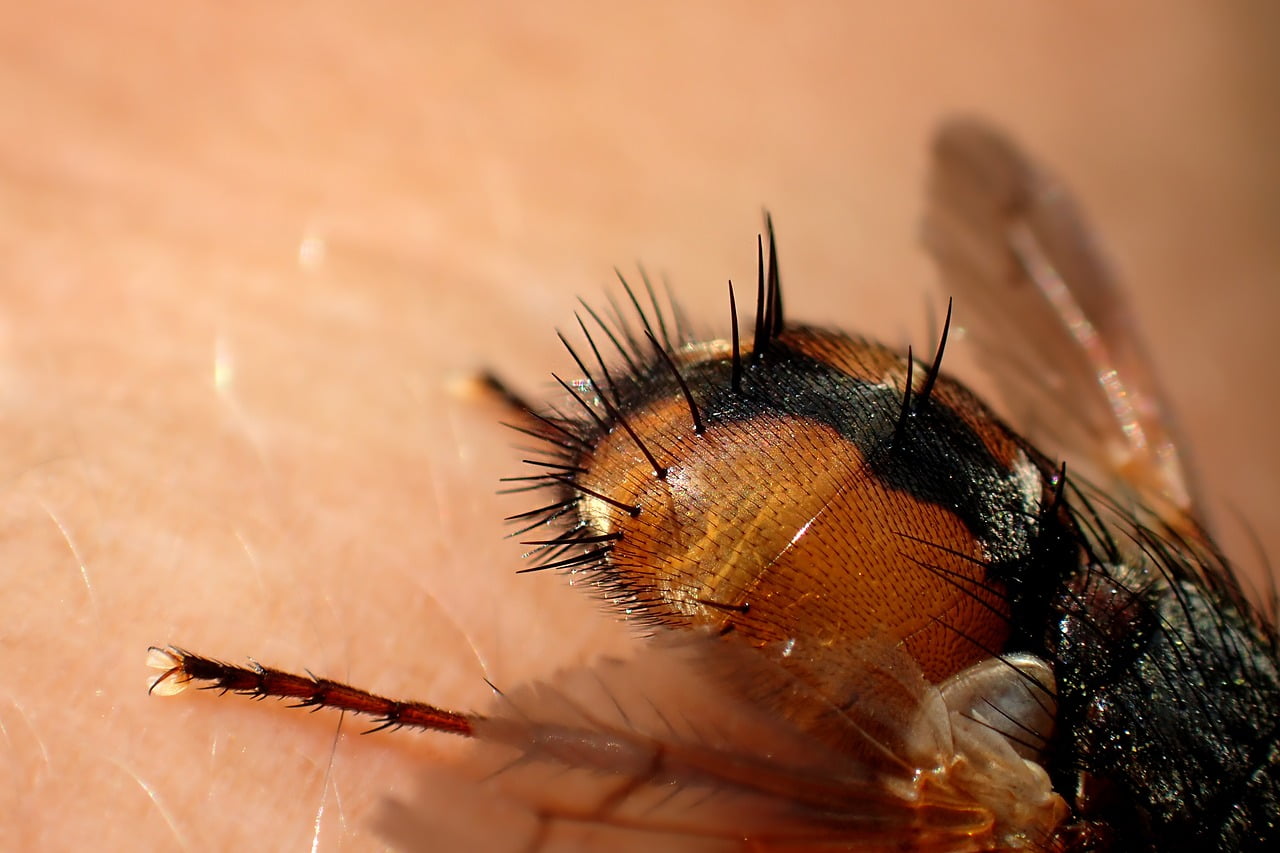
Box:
4, 3, 1279, 850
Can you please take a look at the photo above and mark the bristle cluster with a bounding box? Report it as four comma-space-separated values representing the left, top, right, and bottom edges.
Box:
892, 298, 954, 441
503, 218, 787, 583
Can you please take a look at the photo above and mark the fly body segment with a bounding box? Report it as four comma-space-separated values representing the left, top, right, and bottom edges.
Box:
149, 120, 1279, 851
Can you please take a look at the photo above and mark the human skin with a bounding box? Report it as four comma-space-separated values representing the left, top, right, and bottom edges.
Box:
4, 3, 1279, 850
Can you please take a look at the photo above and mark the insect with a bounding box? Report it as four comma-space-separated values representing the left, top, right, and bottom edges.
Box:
149, 120, 1279, 851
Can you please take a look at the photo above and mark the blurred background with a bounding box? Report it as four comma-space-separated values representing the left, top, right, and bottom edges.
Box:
2, 2, 1278, 849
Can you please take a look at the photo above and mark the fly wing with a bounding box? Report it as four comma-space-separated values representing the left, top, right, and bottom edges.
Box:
923, 118, 1196, 520
377, 632, 1058, 852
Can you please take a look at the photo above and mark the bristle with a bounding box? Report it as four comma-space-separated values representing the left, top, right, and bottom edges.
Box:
578, 296, 642, 377
662, 273, 692, 347
645, 330, 704, 435
900, 551, 1013, 630
552, 371, 609, 433
616, 269, 661, 360
728, 281, 743, 394
550, 474, 641, 517
520, 459, 588, 475
765, 213, 783, 338
605, 283, 646, 366
893, 346, 916, 439
639, 266, 675, 353
557, 337, 668, 479
504, 498, 578, 524
752, 234, 768, 358
516, 546, 615, 574
574, 313, 621, 403
521, 532, 623, 547
918, 298, 953, 405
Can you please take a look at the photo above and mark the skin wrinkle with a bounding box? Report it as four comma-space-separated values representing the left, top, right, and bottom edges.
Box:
2, 3, 1278, 850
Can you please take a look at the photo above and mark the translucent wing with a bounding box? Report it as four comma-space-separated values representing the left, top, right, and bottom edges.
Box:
923, 118, 1196, 519
378, 632, 1065, 852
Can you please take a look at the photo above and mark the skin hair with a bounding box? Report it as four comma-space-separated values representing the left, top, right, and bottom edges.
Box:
4, 3, 1279, 850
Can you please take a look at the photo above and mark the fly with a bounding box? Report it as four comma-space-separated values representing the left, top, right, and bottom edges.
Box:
149, 119, 1279, 851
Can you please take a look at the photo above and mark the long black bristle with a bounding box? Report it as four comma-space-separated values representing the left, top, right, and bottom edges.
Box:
521, 532, 623, 547
553, 371, 610, 434
604, 285, 645, 367
517, 546, 614, 574
893, 346, 916, 438
728, 281, 742, 393
578, 297, 642, 377
550, 474, 640, 516
639, 267, 675, 353
557, 340, 667, 480
751, 216, 785, 358
521, 459, 588, 475
752, 234, 767, 358
574, 313, 621, 404
499, 420, 579, 453
765, 213, 783, 337
504, 498, 577, 523
662, 273, 691, 346
646, 330, 704, 435
1043, 463, 1069, 519
918, 297, 953, 405
617, 269, 661, 355
512, 404, 592, 448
